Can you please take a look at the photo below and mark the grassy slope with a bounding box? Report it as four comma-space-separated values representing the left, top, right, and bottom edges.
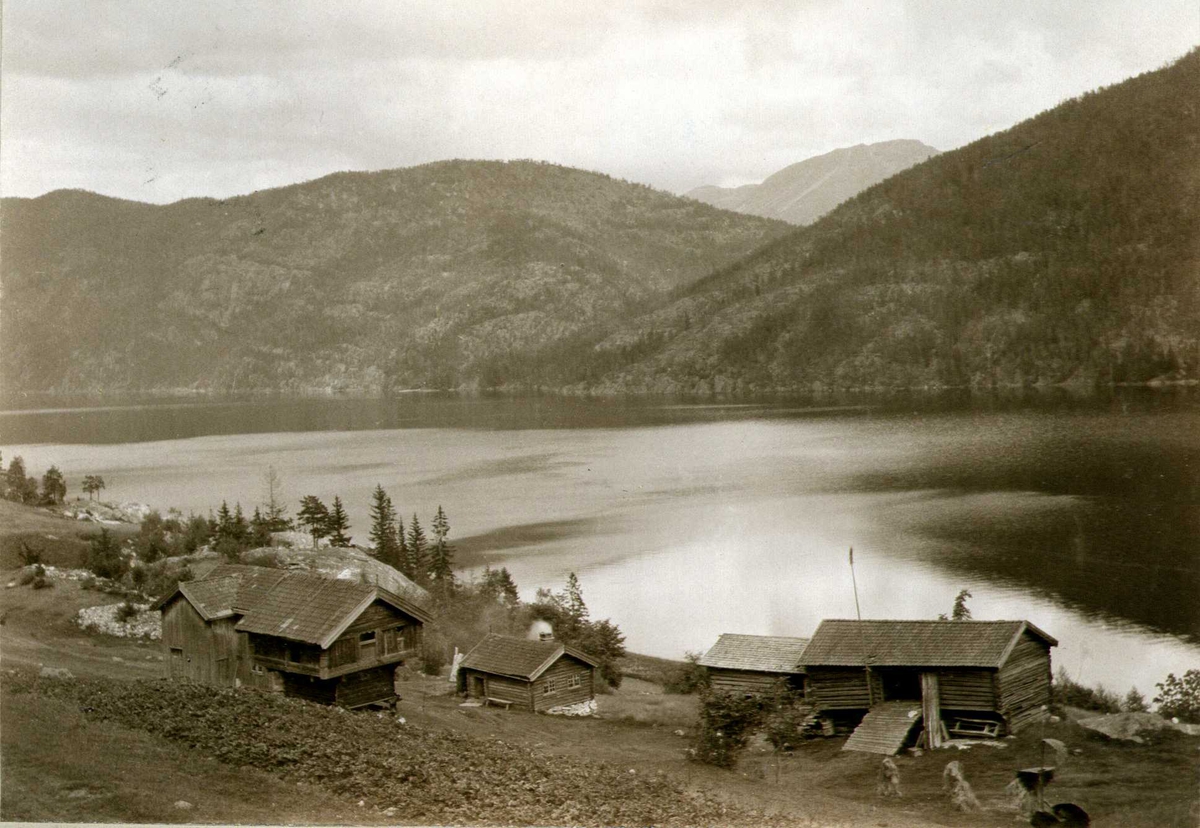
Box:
0, 497, 137, 571
590, 49, 1200, 394
1, 161, 788, 396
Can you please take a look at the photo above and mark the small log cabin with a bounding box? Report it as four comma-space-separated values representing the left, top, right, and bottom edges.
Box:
154, 564, 432, 708
457, 633, 598, 713
698, 633, 809, 696
799, 619, 1057, 743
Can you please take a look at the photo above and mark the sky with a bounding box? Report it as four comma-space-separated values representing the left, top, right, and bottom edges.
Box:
2, 1, 1197, 204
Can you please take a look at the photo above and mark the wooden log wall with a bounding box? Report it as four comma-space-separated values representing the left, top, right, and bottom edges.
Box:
532, 657, 594, 712
464, 671, 533, 709
336, 665, 396, 708
707, 669, 788, 696
281, 672, 338, 705
937, 669, 997, 710
808, 668, 873, 709
996, 632, 1052, 733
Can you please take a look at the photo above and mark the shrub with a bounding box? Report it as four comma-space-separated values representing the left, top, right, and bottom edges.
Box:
30, 564, 52, 590
79, 574, 96, 591
115, 601, 139, 623
663, 651, 710, 695
85, 528, 128, 580
692, 690, 765, 768
17, 566, 38, 586
18, 541, 42, 568
1053, 668, 1121, 713
1154, 670, 1200, 723
420, 630, 448, 676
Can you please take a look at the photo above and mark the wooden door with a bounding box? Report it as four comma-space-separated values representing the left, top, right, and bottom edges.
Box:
471, 675, 486, 698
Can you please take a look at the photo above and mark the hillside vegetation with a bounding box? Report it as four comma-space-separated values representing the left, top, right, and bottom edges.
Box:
586, 50, 1200, 394
687, 139, 939, 226
0, 161, 786, 395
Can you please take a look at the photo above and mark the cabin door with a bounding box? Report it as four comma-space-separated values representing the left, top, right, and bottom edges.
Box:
879, 669, 921, 701
471, 675, 485, 698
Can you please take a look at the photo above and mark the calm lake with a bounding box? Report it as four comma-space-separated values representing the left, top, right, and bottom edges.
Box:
3, 392, 1198, 695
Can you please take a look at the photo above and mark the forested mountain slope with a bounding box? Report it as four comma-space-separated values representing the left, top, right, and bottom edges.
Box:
1, 161, 788, 395
584, 50, 1200, 394
687, 140, 939, 226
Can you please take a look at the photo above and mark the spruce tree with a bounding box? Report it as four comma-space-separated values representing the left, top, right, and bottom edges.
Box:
392, 514, 409, 577
216, 501, 234, 540
429, 505, 455, 586
327, 496, 352, 547
40, 465, 67, 505
368, 485, 399, 561
406, 513, 428, 583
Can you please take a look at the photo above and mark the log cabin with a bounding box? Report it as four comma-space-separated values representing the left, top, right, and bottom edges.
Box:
154, 564, 432, 708
799, 619, 1057, 751
457, 633, 598, 713
698, 633, 809, 696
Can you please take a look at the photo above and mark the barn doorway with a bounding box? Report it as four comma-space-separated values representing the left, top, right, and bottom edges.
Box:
878, 668, 921, 701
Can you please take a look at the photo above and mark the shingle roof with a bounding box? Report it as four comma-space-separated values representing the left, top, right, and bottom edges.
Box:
234, 574, 377, 647
698, 634, 810, 673
177, 576, 242, 621
798, 620, 1057, 669
203, 564, 290, 612
460, 634, 598, 681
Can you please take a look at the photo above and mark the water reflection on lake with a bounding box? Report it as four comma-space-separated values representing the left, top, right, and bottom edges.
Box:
3, 393, 1197, 694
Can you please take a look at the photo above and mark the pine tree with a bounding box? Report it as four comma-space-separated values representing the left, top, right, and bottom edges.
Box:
327, 496, 352, 547
262, 465, 292, 531
392, 514, 409, 576
368, 485, 399, 561
40, 465, 67, 505
429, 505, 455, 587
216, 501, 235, 540
297, 495, 331, 548
406, 514, 428, 582
232, 503, 250, 544
250, 506, 273, 548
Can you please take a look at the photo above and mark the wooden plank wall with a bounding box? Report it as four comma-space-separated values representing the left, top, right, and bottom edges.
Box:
161, 599, 241, 687
532, 657, 594, 712
996, 632, 1052, 733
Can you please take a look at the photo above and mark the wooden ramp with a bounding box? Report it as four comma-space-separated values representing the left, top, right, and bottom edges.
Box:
842, 702, 923, 755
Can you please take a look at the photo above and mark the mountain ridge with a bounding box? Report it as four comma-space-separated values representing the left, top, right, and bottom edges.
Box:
686, 139, 940, 225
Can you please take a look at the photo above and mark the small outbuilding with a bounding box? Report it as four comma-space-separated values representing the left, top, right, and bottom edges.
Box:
698, 633, 809, 696
457, 633, 598, 713
800, 619, 1057, 751
154, 564, 432, 709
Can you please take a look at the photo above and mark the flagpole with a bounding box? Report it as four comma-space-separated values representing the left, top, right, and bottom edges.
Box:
849, 547, 874, 706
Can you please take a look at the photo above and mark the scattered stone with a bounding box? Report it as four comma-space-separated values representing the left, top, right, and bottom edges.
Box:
39, 666, 74, 680
66, 788, 90, 799
112, 656, 124, 662
876, 757, 902, 798
358, 800, 365, 807
77, 603, 161, 640
396, 716, 406, 725
383, 807, 397, 817
6, 582, 15, 589
173, 800, 193, 810
546, 698, 597, 717
674, 729, 686, 737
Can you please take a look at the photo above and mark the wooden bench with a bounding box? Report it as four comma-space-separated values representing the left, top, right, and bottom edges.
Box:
484, 697, 513, 710
948, 718, 1000, 738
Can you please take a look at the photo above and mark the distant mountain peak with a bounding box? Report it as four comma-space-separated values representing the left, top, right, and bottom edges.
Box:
687, 140, 939, 225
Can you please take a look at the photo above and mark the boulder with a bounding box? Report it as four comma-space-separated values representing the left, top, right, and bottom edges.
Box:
1077, 711, 1195, 743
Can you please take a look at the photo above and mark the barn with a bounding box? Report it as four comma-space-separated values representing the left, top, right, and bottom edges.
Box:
154, 564, 432, 708
799, 619, 1057, 753
698, 633, 809, 696
457, 633, 598, 713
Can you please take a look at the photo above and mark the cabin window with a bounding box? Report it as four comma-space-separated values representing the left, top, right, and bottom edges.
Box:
543, 677, 560, 694
359, 631, 377, 662
360, 631, 376, 645
252, 663, 265, 675
567, 674, 581, 689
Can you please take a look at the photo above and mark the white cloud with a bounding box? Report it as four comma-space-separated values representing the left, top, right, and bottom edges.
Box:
2, 0, 1196, 202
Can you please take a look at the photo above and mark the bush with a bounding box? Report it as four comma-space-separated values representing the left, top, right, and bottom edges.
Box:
18, 541, 42, 568
663, 651, 710, 695
1154, 670, 1200, 723
1123, 686, 1149, 713
1053, 668, 1121, 713
692, 690, 764, 768
17, 565, 39, 586
115, 601, 139, 623
420, 630, 448, 676
85, 529, 128, 580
